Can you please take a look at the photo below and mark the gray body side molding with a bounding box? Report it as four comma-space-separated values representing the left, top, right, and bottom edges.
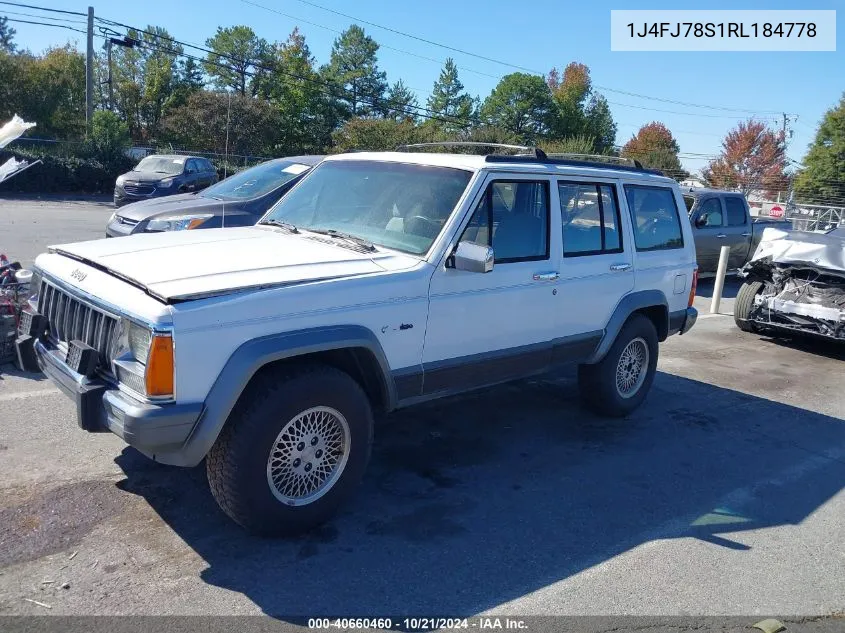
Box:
584, 290, 669, 364
149, 324, 394, 467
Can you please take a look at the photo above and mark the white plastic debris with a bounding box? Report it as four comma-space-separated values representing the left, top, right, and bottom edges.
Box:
0, 114, 35, 149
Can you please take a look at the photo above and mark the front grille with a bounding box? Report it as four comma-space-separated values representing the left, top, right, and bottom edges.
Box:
123, 183, 155, 196
116, 215, 139, 227
38, 280, 120, 373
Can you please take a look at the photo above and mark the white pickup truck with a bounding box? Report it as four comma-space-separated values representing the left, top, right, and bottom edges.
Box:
16, 147, 698, 535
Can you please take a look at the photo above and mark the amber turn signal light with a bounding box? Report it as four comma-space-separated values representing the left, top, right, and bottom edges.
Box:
145, 334, 174, 397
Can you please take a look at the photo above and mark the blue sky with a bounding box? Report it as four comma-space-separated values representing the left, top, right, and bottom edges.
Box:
8, 0, 843, 174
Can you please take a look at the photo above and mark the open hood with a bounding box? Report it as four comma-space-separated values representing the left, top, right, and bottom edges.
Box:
48, 226, 417, 302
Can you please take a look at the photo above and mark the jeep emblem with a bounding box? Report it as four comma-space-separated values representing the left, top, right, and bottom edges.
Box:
70, 268, 87, 282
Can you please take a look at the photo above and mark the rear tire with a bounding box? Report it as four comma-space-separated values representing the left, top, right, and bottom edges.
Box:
578, 313, 659, 418
734, 281, 764, 333
206, 364, 373, 536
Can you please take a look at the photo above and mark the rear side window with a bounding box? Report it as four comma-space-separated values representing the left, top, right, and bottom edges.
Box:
624, 185, 684, 251
724, 197, 747, 226
558, 182, 623, 256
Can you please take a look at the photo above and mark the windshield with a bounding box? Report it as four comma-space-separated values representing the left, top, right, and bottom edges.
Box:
261, 160, 473, 255
136, 156, 185, 175
200, 160, 309, 200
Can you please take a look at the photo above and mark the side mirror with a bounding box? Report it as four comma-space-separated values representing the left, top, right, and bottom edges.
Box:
453, 241, 494, 273
694, 215, 706, 228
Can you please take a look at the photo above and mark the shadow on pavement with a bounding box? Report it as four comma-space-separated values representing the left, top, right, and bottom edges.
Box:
113, 369, 845, 618
695, 277, 742, 300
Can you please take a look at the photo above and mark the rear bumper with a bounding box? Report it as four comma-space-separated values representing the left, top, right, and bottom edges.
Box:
669, 307, 698, 336
23, 336, 203, 464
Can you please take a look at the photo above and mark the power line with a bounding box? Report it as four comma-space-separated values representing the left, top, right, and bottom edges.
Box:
4, 17, 86, 35
276, 0, 800, 118
0, 1, 86, 16
1, 9, 87, 24
608, 101, 780, 121
239, 0, 501, 81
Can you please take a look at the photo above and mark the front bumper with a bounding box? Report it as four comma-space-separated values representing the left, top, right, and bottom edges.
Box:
21, 336, 203, 462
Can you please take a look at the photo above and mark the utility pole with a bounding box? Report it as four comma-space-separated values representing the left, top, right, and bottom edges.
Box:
106, 37, 114, 110
85, 6, 94, 136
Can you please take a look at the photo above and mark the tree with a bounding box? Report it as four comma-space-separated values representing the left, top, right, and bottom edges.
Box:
547, 62, 616, 151
0, 16, 15, 53
260, 29, 336, 154
331, 117, 418, 153
426, 58, 474, 132
621, 122, 685, 177
140, 26, 182, 134
89, 110, 131, 162
793, 94, 845, 206
703, 119, 787, 199
26, 46, 86, 139
204, 25, 268, 96
160, 90, 281, 156
541, 134, 599, 156
385, 79, 418, 122
323, 25, 387, 118
480, 73, 556, 143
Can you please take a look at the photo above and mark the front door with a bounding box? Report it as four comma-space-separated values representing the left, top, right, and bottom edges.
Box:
691, 196, 725, 272
422, 175, 560, 396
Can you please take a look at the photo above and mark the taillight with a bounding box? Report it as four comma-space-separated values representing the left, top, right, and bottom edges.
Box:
688, 267, 698, 308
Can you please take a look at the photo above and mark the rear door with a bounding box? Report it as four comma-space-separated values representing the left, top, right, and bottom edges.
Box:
556, 178, 634, 352
183, 159, 200, 191
690, 195, 725, 272
723, 195, 753, 268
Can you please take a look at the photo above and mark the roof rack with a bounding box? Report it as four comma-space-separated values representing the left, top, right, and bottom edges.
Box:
394, 141, 664, 175
545, 153, 645, 169
396, 141, 548, 159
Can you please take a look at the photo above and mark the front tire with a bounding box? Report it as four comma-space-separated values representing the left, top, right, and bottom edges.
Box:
578, 313, 659, 417
206, 364, 373, 536
734, 281, 764, 333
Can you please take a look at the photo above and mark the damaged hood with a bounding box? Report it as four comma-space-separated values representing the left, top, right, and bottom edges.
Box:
749, 227, 845, 277
49, 226, 417, 302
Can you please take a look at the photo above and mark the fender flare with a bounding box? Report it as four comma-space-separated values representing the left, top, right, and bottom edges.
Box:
163, 324, 394, 467
584, 290, 669, 364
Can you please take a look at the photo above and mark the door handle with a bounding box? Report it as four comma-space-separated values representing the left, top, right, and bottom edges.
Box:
716, 234, 727, 239
609, 263, 631, 272
532, 272, 560, 281
741, 232, 752, 237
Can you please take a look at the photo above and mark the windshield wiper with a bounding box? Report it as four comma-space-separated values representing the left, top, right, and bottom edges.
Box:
308, 228, 376, 252
260, 218, 299, 233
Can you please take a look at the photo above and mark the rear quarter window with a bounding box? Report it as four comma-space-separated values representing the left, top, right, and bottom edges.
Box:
624, 185, 685, 252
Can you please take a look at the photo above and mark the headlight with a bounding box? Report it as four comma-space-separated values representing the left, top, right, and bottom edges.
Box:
111, 318, 173, 399
26, 269, 42, 311
146, 214, 212, 232
158, 177, 175, 189
116, 175, 125, 185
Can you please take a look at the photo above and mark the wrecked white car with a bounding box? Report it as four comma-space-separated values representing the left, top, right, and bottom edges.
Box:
735, 226, 845, 342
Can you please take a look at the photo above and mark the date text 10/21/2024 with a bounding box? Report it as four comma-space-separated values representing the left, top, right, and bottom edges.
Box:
307, 618, 529, 630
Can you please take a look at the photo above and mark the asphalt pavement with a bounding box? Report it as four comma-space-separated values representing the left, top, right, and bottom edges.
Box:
1, 196, 844, 621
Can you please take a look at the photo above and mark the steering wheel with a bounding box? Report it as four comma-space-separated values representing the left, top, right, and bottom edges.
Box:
405, 215, 440, 239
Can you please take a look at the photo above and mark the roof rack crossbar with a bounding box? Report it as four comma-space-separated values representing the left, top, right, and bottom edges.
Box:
396, 141, 548, 159
545, 153, 645, 170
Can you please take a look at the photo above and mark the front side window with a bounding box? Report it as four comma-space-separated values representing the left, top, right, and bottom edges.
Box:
460, 180, 549, 263
624, 185, 684, 251
261, 160, 472, 255
724, 197, 747, 226
696, 198, 723, 227
558, 182, 623, 256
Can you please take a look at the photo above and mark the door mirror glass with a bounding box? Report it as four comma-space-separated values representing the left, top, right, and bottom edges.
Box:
453, 240, 494, 273
694, 215, 707, 228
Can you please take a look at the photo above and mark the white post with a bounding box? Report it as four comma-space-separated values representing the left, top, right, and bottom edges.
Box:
710, 244, 731, 314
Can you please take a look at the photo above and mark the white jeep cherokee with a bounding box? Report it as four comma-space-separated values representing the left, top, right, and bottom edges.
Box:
17, 148, 698, 535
